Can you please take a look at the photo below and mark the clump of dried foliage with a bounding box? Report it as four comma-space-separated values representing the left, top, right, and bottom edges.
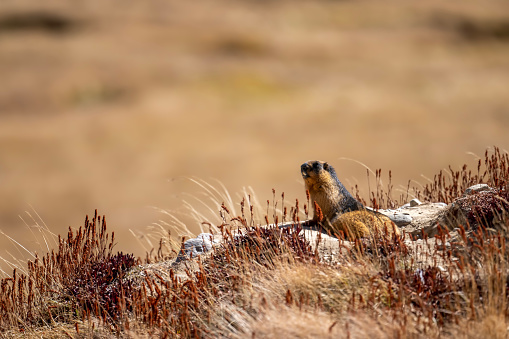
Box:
1, 146, 509, 338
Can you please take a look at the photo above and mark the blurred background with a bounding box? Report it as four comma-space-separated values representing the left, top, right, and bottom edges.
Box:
1, 0, 508, 273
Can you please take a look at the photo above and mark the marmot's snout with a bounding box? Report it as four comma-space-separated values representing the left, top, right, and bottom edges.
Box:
301, 162, 312, 178
301, 161, 328, 179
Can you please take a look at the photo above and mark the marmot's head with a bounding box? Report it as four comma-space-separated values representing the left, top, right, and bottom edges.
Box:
301, 161, 338, 191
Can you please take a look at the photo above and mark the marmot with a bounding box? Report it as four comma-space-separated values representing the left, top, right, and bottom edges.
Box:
301, 160, 400, 239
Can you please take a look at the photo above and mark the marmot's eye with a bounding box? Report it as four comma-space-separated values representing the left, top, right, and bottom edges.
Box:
323, 162, 329, 170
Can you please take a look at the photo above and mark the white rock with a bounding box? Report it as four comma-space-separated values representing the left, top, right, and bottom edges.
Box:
175, 233, 214, 263
409, 199, 422, 207
386, 213, 412, 226
464, 184, 492, 195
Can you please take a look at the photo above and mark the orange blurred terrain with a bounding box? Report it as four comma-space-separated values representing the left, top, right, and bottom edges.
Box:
0, 0, 508, 274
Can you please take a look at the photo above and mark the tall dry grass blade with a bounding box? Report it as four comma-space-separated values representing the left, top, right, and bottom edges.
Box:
19, 210, 57, 255
190, 177, 238, 216
213, 178, 237, 216
27, 204, 59, 240
182, 197, 221, 225
0, 255, 22, 277
0, 230, 36, 260
158, 209, 194, 235
338, 157, 378, 181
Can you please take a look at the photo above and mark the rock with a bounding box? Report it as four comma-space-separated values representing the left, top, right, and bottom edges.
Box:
464, 184, 492, 195
401, 200, 423, 209
175, 233, 214, 263
364, 207, 412, 226
409, 199, 422, 207
386, 213, 413, 226
398, 202, 450, 238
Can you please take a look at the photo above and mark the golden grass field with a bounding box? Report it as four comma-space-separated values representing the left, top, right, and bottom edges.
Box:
0, 0, 508, 274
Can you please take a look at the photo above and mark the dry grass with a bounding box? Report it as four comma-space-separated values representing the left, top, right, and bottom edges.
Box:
1, 146, 509, 338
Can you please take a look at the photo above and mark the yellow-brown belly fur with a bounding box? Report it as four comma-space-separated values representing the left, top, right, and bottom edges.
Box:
325, 210, 400, 239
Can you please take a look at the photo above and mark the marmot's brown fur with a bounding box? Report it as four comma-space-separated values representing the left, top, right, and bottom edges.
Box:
301, 160, 400, 239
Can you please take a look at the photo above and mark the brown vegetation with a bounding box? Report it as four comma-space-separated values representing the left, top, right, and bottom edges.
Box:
0, 146, 508, 338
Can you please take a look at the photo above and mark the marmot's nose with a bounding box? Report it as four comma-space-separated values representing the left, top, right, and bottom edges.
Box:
301, 163, 310, 177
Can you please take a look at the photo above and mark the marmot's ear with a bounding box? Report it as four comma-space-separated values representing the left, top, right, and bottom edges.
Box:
323, 162, 329, 170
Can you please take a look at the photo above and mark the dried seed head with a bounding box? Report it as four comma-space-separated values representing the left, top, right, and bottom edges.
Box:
313, 201, 324, 222
221, 203, 230, 214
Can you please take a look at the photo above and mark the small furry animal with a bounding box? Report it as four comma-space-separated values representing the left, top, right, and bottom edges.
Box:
301, 160, 400, 239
